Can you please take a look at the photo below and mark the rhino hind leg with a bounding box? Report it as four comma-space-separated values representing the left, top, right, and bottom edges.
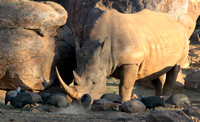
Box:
151, 75, 165, 96
162, 65, 181, 96
119, 64, 139, 103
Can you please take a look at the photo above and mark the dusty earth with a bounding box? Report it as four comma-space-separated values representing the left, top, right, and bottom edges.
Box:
0, 79, 200, 122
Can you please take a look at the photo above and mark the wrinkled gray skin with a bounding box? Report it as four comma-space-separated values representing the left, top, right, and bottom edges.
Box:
56, 9, 189, 103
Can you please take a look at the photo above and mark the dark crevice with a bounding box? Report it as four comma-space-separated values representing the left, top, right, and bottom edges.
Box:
23, 28, 44, 37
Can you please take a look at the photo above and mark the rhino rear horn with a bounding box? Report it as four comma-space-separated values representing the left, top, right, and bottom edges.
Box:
73, 71, 85, 85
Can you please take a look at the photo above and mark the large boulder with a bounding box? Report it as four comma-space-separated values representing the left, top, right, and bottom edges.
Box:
0, 0, 68, 90
59, 0, 196, 38
185, 70, 200, 92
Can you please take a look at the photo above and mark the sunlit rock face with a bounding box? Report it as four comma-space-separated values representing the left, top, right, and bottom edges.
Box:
0, 0, 68, 90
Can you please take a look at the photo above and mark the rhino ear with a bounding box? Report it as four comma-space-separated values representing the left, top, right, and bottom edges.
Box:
100, 37, 108, 53
71, 27, 81, 52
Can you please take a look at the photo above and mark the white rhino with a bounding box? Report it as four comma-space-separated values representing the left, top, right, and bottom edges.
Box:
56, 9, 189, 103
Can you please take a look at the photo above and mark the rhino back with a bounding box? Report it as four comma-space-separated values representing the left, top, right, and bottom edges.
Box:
89, 9, 189, 80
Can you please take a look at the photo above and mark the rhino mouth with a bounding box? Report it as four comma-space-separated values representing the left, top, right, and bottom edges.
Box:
55, 67, 81, 100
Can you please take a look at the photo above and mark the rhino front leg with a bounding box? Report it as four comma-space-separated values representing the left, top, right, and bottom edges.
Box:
162, 65, 180, 96
151, 75, 165, 96
119, 64, 139, 103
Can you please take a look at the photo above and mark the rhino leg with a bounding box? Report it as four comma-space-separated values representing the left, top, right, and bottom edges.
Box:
162, 65, 180, 96
151, 75, 165, 96
119, 64, 139, 103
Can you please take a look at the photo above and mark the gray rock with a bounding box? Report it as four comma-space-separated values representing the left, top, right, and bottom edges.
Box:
185, 70, 200, 92
91, 99, 117, 111
100, 93, 121, 103
143, 110, 189, 122
119, 99, 146, 113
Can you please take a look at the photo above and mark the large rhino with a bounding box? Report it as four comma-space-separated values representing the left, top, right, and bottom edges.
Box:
56, 9, 189, 103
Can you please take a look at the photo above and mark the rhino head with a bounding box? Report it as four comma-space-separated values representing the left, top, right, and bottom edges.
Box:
56, 37, 109, 101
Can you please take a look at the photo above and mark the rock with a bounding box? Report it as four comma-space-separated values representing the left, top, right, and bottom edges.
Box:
0, 0, 67, 36
61, 0, 197, 36
185, 70, 200, 92
91, 99, 117, 111
119, 99, 146, 113
100, 93, 121, 103
143, 111, 189, 122
165, 94, 190, 106
45, 92, 68, 108
35, 104, 60, 112
0, 0, 68, 90
183, 108, 200, 116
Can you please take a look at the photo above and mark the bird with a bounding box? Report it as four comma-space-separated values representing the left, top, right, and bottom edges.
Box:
140, 95, 166, 111
5, 87, 25, 105
38, 92, 51, 104
5, 90, 18, 105
81, 94, 92, 108
16, 87, 25, 94
45, 92, 68, 108
165, 94, 190, 106
10, 91, 43, 112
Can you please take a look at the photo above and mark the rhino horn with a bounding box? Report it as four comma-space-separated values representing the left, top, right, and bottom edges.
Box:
73, 71, 85, 85
55, 67, 80, 99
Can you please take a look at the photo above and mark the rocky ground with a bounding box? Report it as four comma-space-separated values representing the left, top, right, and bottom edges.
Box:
0, 80, 199, 122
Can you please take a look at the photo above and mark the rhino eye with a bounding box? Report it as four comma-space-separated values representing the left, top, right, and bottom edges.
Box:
92, 82, 95, 85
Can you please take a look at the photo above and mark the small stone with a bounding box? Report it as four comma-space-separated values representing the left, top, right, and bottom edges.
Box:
100, 93, 121, 103
119, 99, 146, 113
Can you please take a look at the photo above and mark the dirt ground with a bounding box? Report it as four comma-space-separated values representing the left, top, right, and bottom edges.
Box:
0, 79, 200, 122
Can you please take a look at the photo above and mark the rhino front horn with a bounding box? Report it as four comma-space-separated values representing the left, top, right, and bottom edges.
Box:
55, 67, 80, 99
